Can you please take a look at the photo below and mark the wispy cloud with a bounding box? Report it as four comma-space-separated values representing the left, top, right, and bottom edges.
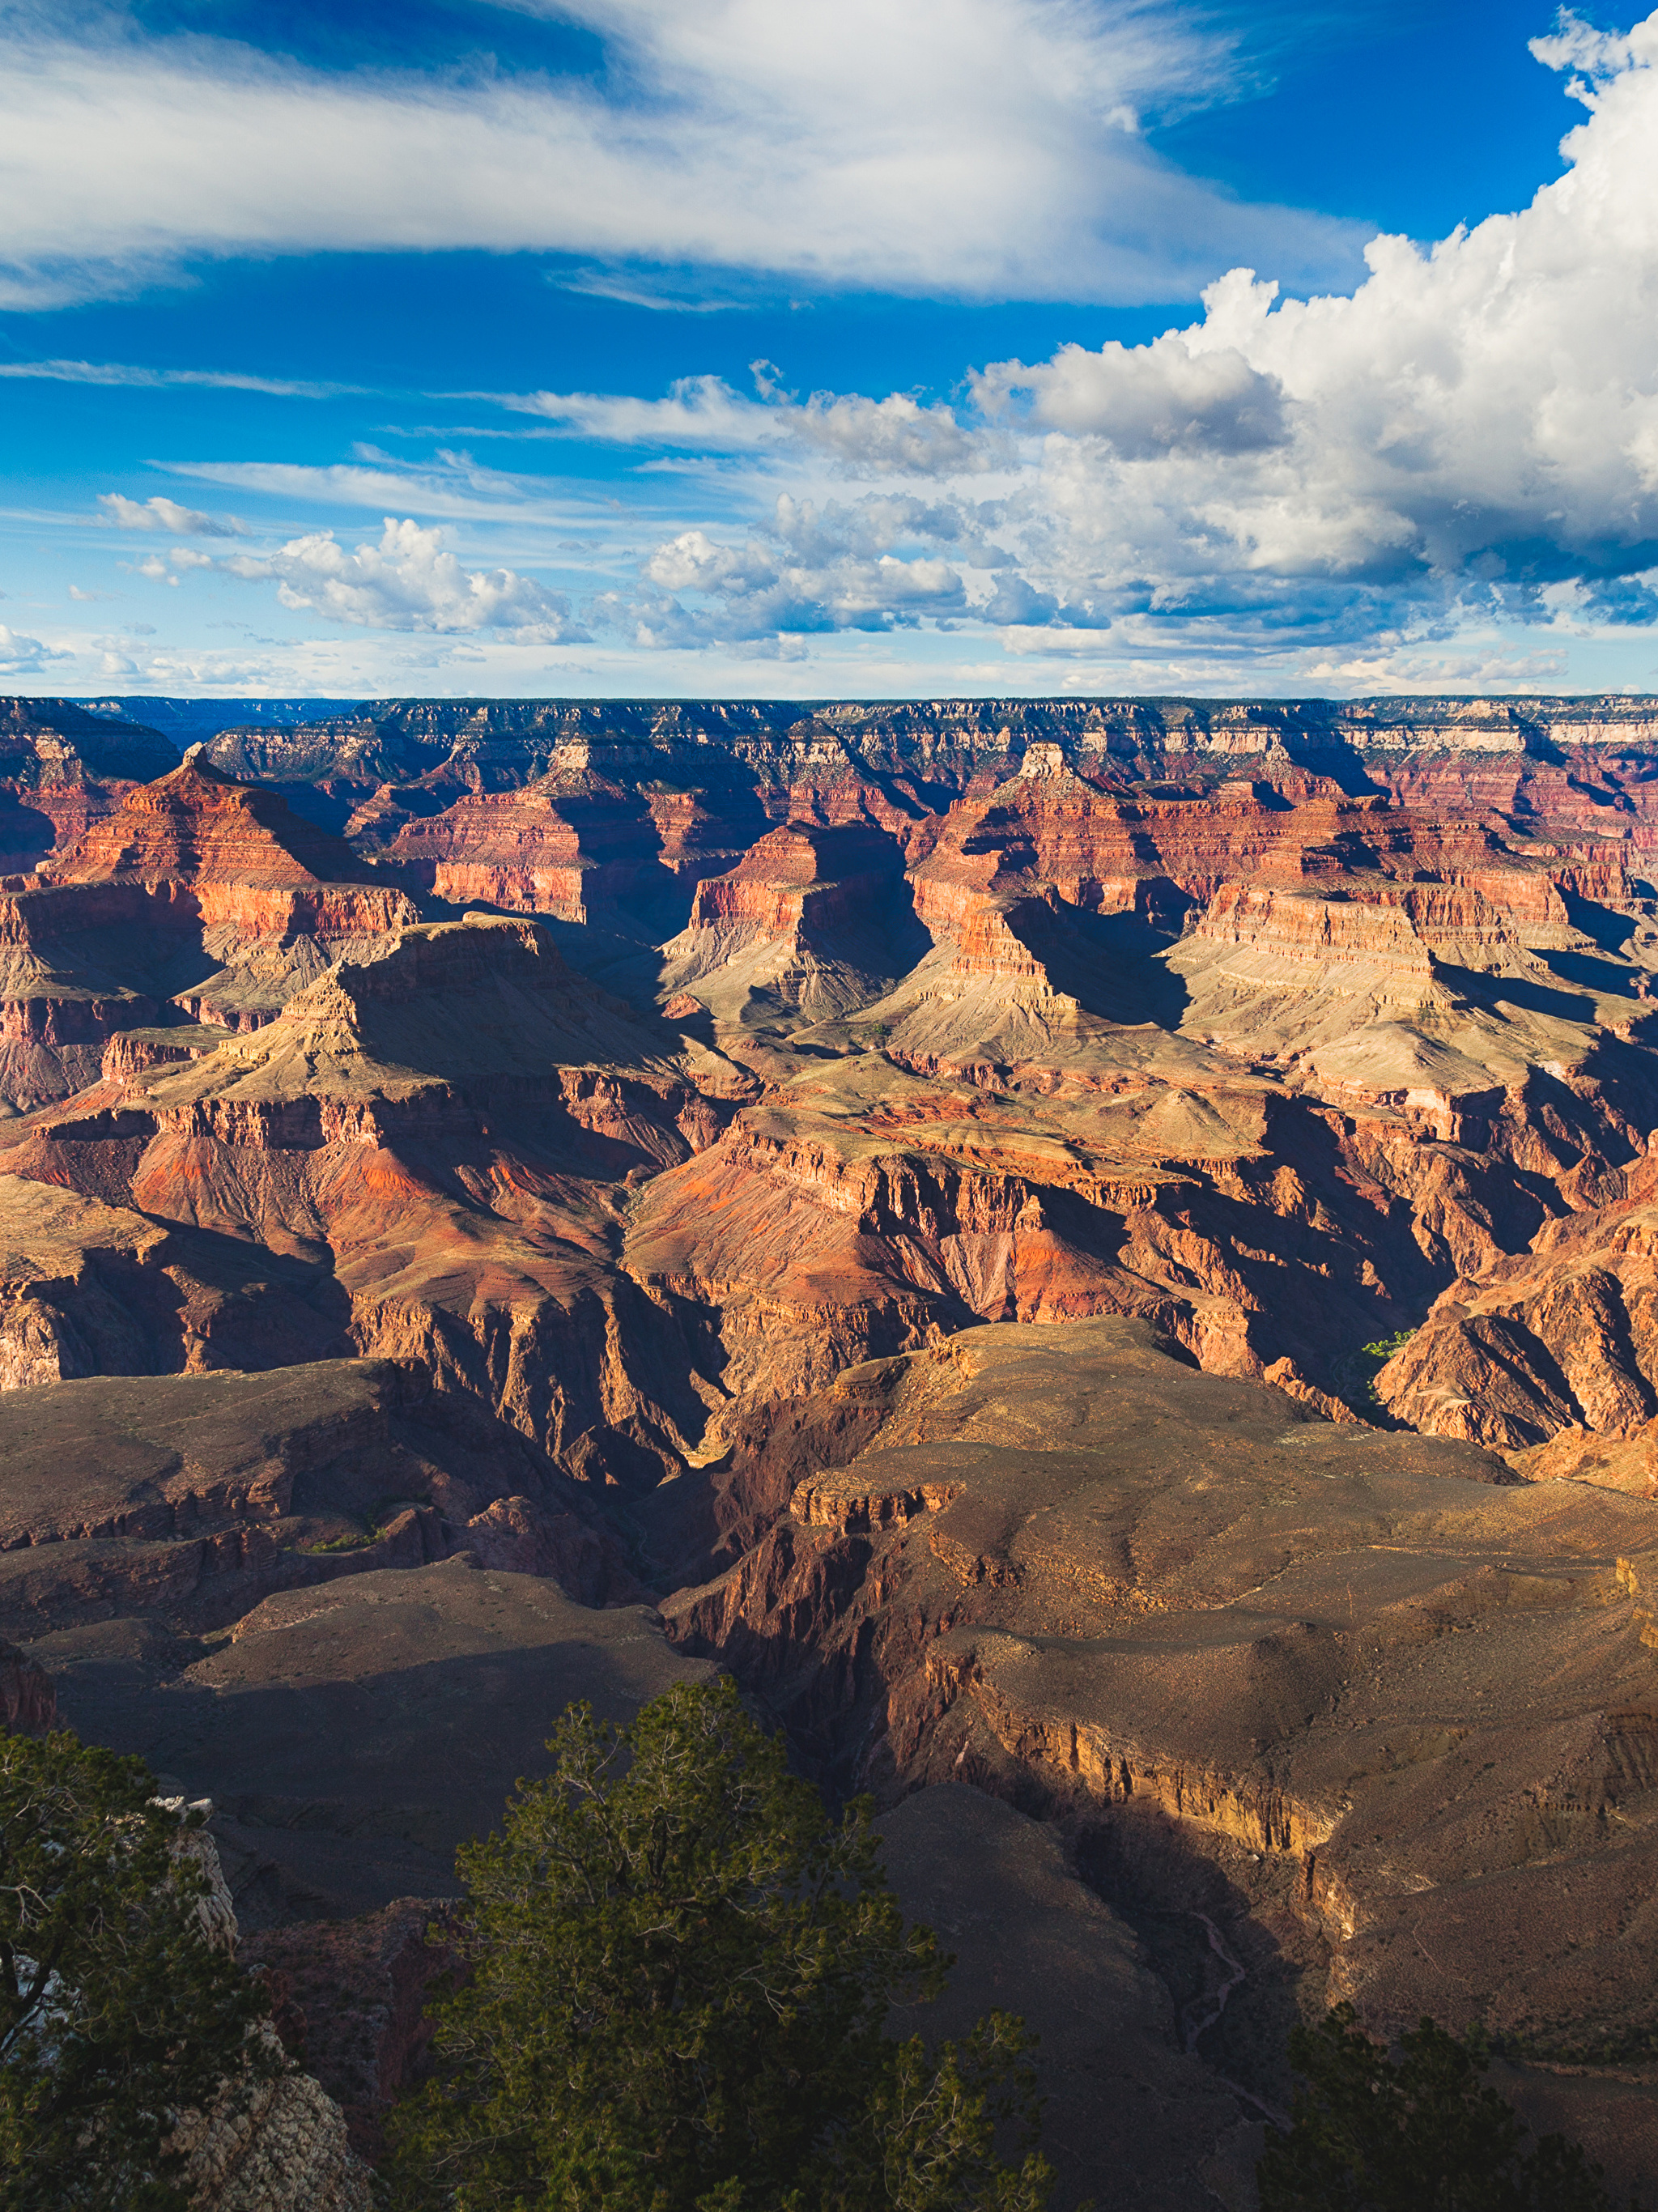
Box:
0, 357, 363, 396
156, 456, 605, 526
0, 2, 1361, 308
99, 492, 250, 537
551, 269, 751, 313
493, 371, 1001, 475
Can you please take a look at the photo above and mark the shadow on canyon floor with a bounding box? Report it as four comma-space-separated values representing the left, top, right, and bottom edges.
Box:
1006, 901, 1192, 1029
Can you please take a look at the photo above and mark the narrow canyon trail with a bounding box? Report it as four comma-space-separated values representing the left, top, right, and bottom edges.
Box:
6, 690, 1658, 2203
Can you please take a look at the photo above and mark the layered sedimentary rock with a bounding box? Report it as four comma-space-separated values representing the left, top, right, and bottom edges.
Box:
11, 697, 1658, 2201
0, 698, 179, 873
10, 708, 1658, 1487
1376, 1145, 1658, 1453
0, 912, 746, 1483
661, 1317, 1658, 2197
0, 749, 417, 1108
0, 1355, 640, 1640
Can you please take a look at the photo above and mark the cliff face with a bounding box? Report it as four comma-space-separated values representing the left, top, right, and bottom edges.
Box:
0, 751, 420, 1108
45, 749, 368, 888
657, 1320, 1658, 2154
0, 912, 745, 1487
11, 696, 1658, 2201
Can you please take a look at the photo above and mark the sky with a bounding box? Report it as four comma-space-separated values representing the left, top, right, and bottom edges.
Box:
2, 0, 1657, 701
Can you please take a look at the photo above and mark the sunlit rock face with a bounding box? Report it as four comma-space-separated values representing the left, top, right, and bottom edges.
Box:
12, 689, 1658, 1468
657, 1318, 1658, 2190
11, 692, 1658, 2205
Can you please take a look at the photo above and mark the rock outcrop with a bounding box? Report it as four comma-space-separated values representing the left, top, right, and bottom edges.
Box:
660, 1317, 1658, 2199
0, 913, 746, 1482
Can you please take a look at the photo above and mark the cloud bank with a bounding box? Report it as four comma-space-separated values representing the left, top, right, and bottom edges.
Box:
564, 11, 1658, 664
65, 6, 1658, 692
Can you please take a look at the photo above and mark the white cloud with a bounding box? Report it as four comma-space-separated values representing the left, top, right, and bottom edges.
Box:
503, 369, 997, 474
610, 12, 1658, 663
99, 492, 249, 537
611, 493, 971, 642
160, 456, 597, 526
223, 517, 587, 639
789, 389, 996, 476
0, 357, 359, 396
0, 2, 1358, 307
504, 376, 783, 453
973, 329, 1286, 455
0, 626, 70, 674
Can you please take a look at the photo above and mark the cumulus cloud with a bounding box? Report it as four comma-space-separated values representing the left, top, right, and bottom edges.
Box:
0, 626, 70, 674
223, 517, 586, 639
0, 2, 1358, 307
605, 493, 971, 643
614, 12, 1658, 664
99, 492, 249, 536
55, 9, 1658, 684
973, 330, 1286, 455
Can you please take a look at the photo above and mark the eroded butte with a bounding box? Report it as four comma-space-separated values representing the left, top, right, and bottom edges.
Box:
7, 691, 1658, 2200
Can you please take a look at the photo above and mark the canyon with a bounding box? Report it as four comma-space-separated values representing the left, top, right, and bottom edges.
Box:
8, 689, 1658, 2202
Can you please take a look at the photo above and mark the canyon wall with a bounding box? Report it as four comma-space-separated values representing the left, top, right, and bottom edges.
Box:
5, 690, 1658, 2202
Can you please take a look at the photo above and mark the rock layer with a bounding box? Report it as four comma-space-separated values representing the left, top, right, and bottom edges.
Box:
661, 1317, 1658, 2196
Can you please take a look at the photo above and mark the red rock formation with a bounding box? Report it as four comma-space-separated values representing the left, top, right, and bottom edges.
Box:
0, 916, 746, 1484
1376, 1143, 1658, 1450
657, 1318, 1658, 2194
0, 755, 421, 1108
45, 746, 368, 888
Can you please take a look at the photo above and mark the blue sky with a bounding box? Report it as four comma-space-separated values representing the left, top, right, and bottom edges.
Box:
2, 0, 1656, 700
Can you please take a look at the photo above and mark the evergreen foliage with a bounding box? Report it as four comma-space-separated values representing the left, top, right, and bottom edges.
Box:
1258, 2005, 1633, 2212
0, 1729, 274, 2212
387, 1677, 1052, 2212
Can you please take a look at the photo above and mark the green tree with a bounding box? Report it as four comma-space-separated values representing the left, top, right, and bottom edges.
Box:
387, 1677, 1052, 2212
0, 1729, 274, 2212
1258, 2005, 1631, 2212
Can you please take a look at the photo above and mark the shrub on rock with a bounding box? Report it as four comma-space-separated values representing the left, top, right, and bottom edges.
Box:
0, 1730, 275, 2212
